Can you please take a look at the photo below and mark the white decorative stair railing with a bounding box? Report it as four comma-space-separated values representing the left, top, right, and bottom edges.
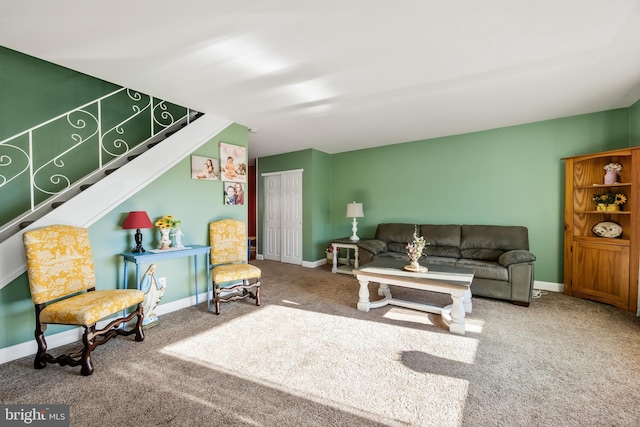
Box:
0, 87, 197, 241
0, 113, 234, 290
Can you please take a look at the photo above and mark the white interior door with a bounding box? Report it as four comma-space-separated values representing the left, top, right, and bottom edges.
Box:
280, 172, 303, 264
263, 170, 303, 264
264, 175, 281, 261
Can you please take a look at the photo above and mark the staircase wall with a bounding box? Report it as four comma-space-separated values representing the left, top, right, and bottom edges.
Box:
0, 114, 232, 290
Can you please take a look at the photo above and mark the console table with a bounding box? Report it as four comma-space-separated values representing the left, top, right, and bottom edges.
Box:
120, 245, 211, 306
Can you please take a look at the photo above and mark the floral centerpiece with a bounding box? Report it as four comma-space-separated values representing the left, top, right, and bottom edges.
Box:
592, 193, 626, 212
406, 229, 427, 271
155, 215, 182, 249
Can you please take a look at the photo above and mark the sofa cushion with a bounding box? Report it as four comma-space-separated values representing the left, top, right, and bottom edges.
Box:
454, 258, 509, 281
498, 250, 537, 267
460, 225, 529, 261
460, 248, 505, 261
357, 239, 387, 255
425, 246, 462, 258
420, 224, 461, 258
422, 256, 458, 268
388, 242, 409, 253
375, 223, 416, 244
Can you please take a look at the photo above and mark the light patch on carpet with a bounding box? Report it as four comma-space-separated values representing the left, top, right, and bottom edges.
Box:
160, 304, 479, 425
383, 306, 437, 325
463, 318, 485, 334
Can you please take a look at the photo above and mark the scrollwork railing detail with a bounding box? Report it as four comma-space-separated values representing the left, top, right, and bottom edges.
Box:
0, 87, 191, 226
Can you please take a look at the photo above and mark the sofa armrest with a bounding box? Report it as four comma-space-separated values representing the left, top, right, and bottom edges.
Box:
358, 239, 388, 256
498, 250, 536, 267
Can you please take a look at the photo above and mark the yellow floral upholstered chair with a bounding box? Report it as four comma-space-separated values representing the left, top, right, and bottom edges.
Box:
22, 225, 145, 376
209, 219, 261, 314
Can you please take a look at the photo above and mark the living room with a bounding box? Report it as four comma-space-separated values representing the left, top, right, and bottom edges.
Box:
2, 3, 640, 425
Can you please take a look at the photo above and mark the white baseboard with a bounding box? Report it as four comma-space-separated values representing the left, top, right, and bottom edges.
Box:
0, 291, 209, 366
534, 280, 563, 293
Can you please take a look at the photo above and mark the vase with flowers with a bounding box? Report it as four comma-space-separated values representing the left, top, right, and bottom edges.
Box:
603, 162, 622, 185
405, 228, 428, 272
155, 215, 182, 250
592, 193, 627, 212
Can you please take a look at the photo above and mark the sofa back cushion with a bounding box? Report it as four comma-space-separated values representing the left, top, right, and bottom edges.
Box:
375, 223, 416, 244
420, 224, 461, 258
460, 225, 529, 261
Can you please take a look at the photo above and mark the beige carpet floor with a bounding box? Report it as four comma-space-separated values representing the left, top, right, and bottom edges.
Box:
1, 260, 640, 426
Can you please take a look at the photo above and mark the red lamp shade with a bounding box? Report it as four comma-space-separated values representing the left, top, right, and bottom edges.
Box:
123, 211, 154, 253
122, 211, 154, 230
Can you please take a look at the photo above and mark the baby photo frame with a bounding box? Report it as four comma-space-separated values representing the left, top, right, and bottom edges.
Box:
219, 142, 247, 183
191, 155, 219, 180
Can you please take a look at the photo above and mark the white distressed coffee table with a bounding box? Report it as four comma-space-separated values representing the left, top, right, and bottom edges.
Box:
353, 258, 474, 335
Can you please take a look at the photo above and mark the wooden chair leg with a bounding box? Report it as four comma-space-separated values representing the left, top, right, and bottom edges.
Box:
255, 284, 261, 306
33, 303, 144, 376
132, 303, 144, 342
215, 284, 221, 315
80, 326, 94, 376
33, 316, 48, 370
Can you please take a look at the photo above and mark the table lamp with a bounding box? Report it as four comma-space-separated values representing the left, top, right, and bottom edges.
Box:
346, 202, 364, 241
122, 211, 154, 253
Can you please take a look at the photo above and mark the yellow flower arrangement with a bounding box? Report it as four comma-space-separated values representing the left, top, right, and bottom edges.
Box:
592, 193, 627, 206
155, 215, 182, 229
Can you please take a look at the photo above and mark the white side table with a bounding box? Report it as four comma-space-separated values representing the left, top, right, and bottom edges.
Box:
331, 238, 360, 275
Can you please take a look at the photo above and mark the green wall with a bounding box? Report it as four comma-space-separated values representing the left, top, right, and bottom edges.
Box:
0, 46, 188, 225
329, 110, 628, 284
257, 109, 630, 286
0, 124, 247, 348
0, 46, 119, 141
0, 45, 248, 349
257, 149, 332, 261
2, 43, 639, 352
630, 99, 640, 147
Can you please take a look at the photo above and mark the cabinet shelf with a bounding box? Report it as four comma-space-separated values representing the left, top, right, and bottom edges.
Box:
575, 210, 630, 215
573, 236, 629, 245
575, 183, 631, 189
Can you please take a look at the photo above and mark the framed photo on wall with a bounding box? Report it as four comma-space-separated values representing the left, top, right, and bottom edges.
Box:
191, 155, 219, 180
223, 181, 245, 205
219, 142, 246, 183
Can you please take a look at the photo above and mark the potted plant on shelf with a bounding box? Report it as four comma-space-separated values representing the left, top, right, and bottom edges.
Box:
592, 193, 627, 212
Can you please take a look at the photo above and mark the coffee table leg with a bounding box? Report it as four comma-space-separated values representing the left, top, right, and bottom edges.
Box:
377, 283, 391, 297
463, 288, 472, 313
448, 294, 466, 335
357, 279, 371, 312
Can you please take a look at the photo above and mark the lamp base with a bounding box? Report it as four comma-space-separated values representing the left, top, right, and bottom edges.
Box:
132, 229, 146, 253
131, 244, 146, 253
350, 218, 360, 241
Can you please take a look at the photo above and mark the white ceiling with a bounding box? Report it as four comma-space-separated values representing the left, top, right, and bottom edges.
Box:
3, 1, 640, 163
